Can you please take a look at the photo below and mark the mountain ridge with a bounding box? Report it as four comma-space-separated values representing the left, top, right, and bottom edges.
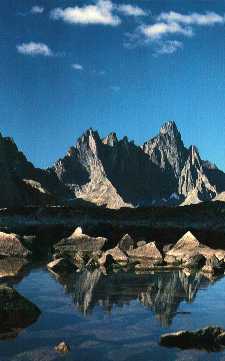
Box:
0, 121, 224, 209
52, 121, 225, 208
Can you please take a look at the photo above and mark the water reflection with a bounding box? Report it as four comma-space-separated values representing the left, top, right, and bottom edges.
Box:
0, 258, 40, 340
53, 268, 217, 326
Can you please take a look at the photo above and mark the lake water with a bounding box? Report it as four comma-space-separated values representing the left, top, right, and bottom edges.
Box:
1, 266, 225, 361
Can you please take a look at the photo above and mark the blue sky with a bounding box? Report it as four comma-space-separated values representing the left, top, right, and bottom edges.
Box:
0, 0, 225, 170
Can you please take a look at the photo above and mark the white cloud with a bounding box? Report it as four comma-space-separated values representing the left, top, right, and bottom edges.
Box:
158, 11, 225, 26
154, 40, 183, 55
17, 42, 53, 56
31, 6, 44, 14
126, 10, 225, 53
50, 0, 121, 26
141, 22, 193, 40
72, 63, 83, 70
117, 4, 146, 17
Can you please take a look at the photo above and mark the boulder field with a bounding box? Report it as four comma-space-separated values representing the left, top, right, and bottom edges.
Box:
0, 226, 224, 276
48, 227, 225, 275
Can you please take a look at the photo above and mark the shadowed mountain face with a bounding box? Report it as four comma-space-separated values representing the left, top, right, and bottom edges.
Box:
0, 133, 72, 207
54, 269, 212, 327
0, 121, 224, 208
52, 121, 225, 208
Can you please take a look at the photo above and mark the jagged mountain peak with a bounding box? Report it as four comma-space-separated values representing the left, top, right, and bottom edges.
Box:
0, 121, 221, 209
76, 128, 101, 155
102, 132, 118, 147
143, 121, 187, 179
159, 120, 179, 135
178, 144, 217, 202
77, 128, 100, 143
158, 121, 183, 148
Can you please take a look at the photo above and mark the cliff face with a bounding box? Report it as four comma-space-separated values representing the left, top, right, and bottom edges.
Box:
53, 128, 174, 207
0, 121, 224, 208
52, 121, 225, 208
143, 121, 188, 179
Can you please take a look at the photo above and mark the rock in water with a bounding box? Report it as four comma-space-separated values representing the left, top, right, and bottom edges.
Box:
0, 285, 40, 339
118, 234, 135, 252
99, 247, 128, 266
201, 256, 225, 275
54, 227, 108, 257
0, 232, 31, 258
165, 231, 200, 263
183, 254, 206, 269
165, 231, 225, 265
47, 258, 76, 274
160, 326, 225, 351
55, 341, 71, 353
127, 242, 162, 264
0, 257, 28, 280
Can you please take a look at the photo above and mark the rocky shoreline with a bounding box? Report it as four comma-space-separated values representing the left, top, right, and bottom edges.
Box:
1, 203, 225, 353
46, 227, 225, 277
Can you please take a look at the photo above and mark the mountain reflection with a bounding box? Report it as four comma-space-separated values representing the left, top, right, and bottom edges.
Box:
54, 268, 215, 326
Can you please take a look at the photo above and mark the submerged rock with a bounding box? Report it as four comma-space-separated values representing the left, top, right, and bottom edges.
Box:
160, 326, 225, 351
0, 232, 31, 258
0, 285, 40, 339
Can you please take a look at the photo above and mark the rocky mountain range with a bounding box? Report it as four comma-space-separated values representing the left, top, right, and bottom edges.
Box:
0, 121, 224, 208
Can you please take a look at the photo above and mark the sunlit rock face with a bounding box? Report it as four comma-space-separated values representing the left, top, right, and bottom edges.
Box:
143, 121, 187, 179
0, 232, 31, 258
54, 127, 165, 208
52, 121, 225, 208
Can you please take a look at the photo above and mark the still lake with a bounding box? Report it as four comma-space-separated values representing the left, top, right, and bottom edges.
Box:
1, 266, 225, 361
